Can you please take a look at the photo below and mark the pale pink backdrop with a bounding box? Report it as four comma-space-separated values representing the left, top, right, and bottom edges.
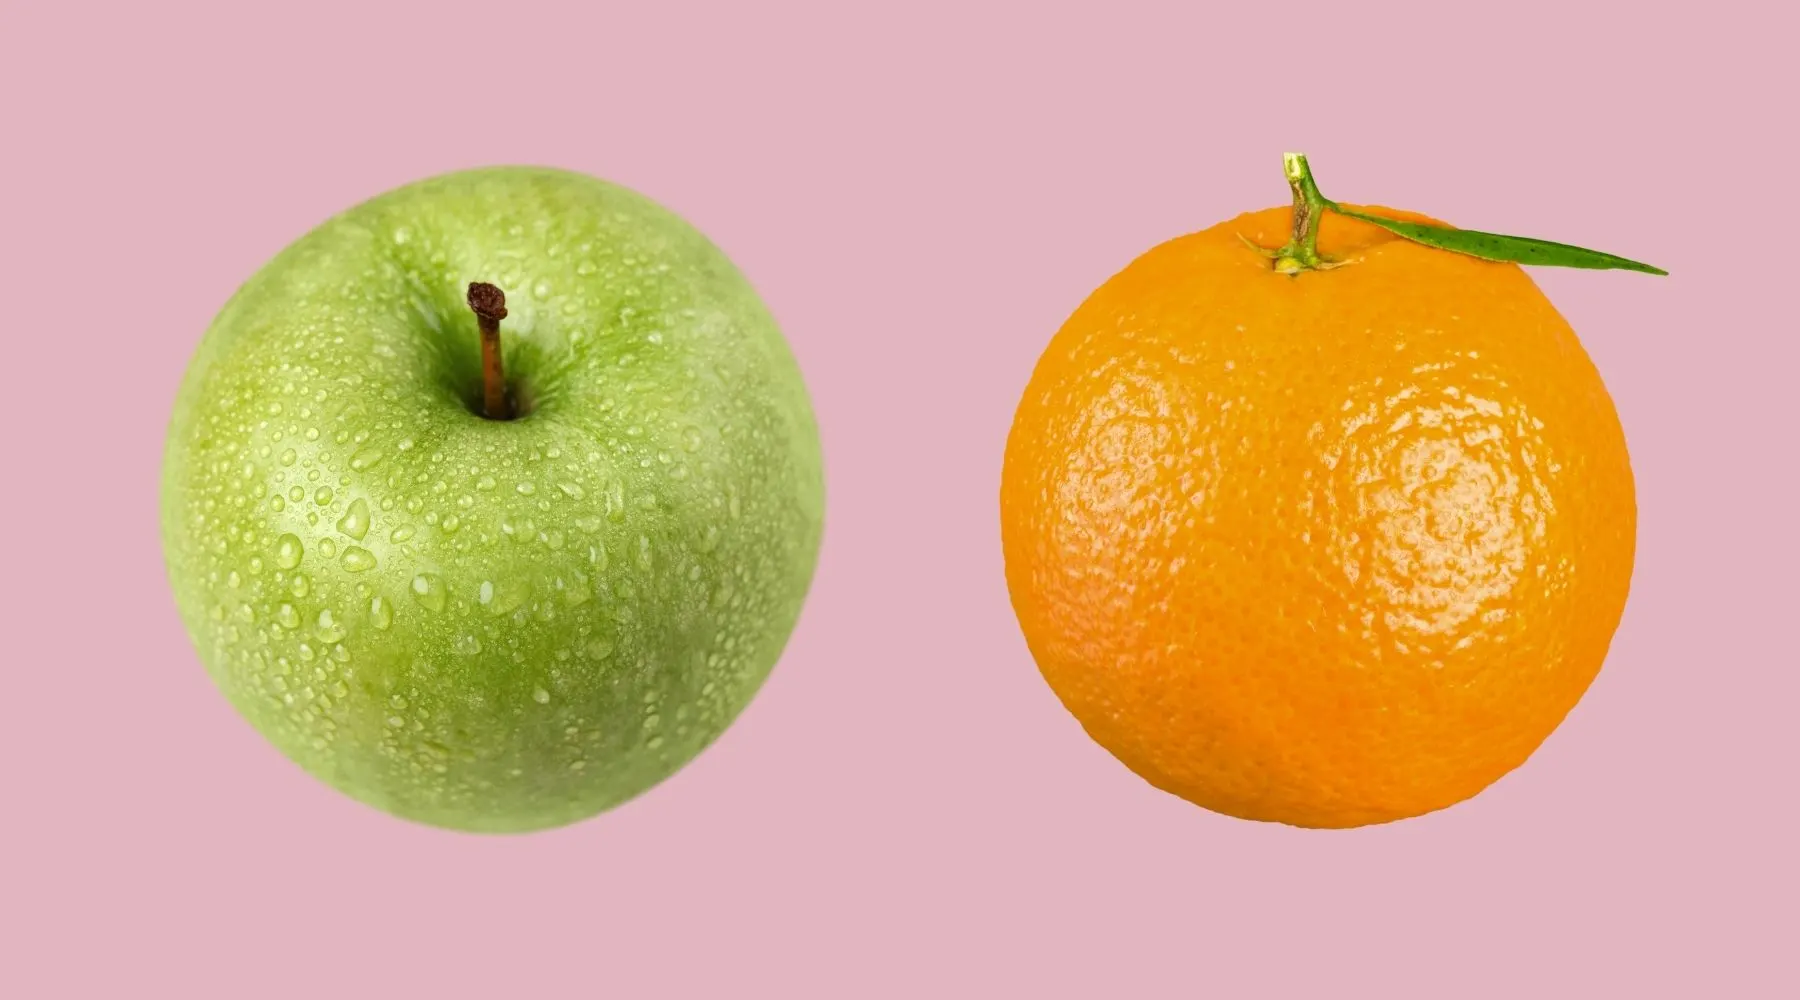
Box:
3, 1, 1792, 996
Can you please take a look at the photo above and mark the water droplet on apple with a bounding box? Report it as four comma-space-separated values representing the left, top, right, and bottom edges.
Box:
274, 533, 304, 570
280, 448, 297, 466
315, 609, 346, 643
337, 498, 371, 540
290, 574, 311, 598
556, 573, 590, 606
606, 480, 626, 522
390, 525, 415, 543
341, 546, 377, 572
532, 687, 551, 704
349, 444, 384, 471
636, 536, 653, 570
369, 595, 393, 629
585, 638, 614, 660
453, 634, 482, 656
479, 577, 530, 616
411, 573, 447, 612
516, 481, 536, 496
289, 485, 306, 503
314, 486, 335, 506
558, 481, 585, 500
227, 571, 242, 589
319, 537, 337, 559
532, 280, 551, 300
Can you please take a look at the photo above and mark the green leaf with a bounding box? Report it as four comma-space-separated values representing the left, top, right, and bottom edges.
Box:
1327, 203, 1668, 275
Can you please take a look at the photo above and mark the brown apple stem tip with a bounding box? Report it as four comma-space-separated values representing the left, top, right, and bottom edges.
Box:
467, 282, 512, 420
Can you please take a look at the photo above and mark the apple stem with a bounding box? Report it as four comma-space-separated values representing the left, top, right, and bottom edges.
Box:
467, 282, 513, 420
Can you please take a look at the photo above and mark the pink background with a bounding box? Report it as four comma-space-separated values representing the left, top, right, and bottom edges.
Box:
4, 1, 1793, 996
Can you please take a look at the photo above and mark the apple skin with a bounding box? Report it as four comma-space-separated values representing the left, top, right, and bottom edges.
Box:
161, 167, 824, 833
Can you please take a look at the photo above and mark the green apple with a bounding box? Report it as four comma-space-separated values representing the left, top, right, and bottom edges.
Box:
161, 167, 824, 833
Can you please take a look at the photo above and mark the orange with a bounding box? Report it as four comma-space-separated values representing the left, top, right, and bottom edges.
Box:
1000, 202, 1636, 828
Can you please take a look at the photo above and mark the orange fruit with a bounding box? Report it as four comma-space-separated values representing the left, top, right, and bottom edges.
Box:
1000, 197, 1636, 828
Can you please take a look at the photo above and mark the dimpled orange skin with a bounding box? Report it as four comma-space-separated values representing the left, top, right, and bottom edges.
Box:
1000, 204, 1636, 828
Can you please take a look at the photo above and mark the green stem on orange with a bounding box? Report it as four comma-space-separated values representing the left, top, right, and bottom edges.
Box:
1269, 152, 1341, 274
1249, 152, 1668, 275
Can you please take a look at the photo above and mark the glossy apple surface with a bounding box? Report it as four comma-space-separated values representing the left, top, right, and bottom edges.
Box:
161, 167, 824, 832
